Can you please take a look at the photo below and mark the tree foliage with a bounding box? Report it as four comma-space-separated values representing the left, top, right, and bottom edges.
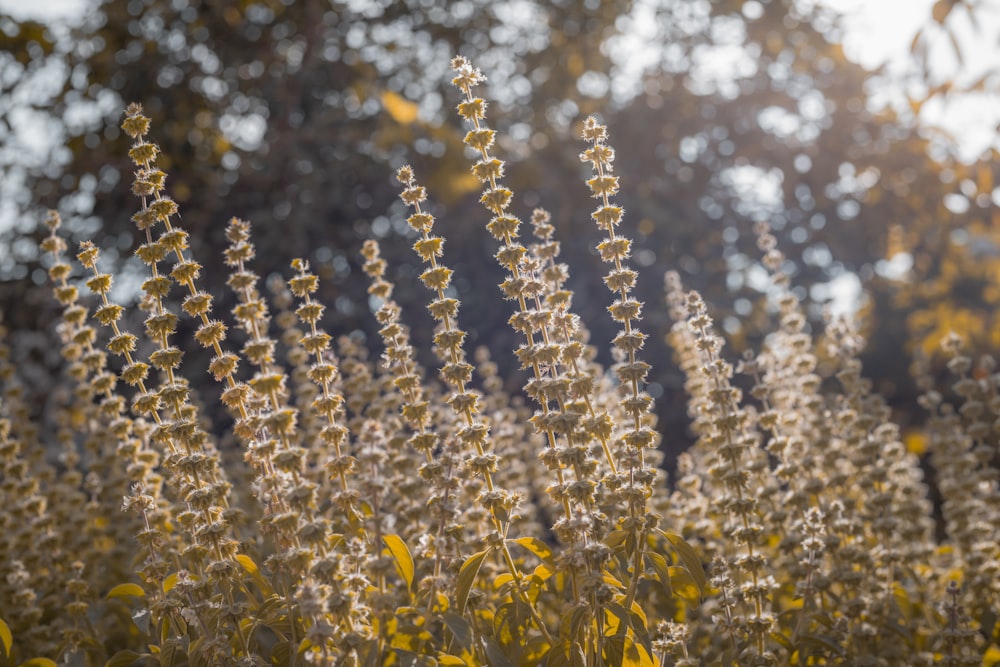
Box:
3, 0, 999, 436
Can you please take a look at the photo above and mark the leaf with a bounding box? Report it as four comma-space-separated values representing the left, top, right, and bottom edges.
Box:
382, 90, 419, 125
493, 573, 514, 590
103, 650, 142, 667
271, 642, 290, 667
668, 566, 701, 602
645, 550, 672, 597
527, 563, 554, 603
494, 603, 516, 646
510, 536, 553, 563
236, 554, 272, 595
20, 660, 58, 667
770, 630, 795, 652
106, 583, 146, 599
162, 573, 179, 593
604, 633, 652, 667
607, 603, 650, 650
563, 605, 590, 647
604, 530, 630, 552
436, 655, 467, 666
542, 642, 575, 667
441, 612, 473, 650
0, 618, 10, 658
157, 640, 184, 667
455, 550, 488, 614
794, 632, 845, 656
235, 554, 258, 575
131, 609, 151, 636
660, 531, 706, 597
383, 534, 415, 592
482, 637, 514, 667
231, 618, 256, 651
390, 649, 437, 666
604, 634, 625, 667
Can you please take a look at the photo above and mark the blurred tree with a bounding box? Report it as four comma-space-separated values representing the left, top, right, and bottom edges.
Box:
2, 0, 998, 453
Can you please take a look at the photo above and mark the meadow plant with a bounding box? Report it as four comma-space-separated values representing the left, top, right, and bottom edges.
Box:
0, 56, 998, 667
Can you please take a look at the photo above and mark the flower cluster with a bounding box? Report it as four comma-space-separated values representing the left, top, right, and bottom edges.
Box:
1, 58, 996, 667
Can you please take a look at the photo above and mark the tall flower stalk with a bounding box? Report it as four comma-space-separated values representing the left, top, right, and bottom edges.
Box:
684, 291, 775, 664
395, 163, 554, 654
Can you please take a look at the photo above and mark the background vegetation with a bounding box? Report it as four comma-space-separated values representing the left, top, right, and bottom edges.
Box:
3, 0, 1000, 453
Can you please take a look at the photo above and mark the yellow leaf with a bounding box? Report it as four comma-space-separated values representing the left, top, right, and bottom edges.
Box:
382, 90, 419, 125
984, 644, 1000, 666
455, 550, 488, 614
235, 554, 259, 576
437, 655, 467, 666
511, 536, 554, 563
668, 566, 701, 602
19, 660, 58, 667
383, 534, 415, 592
162, 573, 179, 593
0, 618, 11, 658
106, 583, 146, 599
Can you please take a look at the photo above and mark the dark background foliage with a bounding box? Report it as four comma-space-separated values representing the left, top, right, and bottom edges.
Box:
3, 0, 999, 463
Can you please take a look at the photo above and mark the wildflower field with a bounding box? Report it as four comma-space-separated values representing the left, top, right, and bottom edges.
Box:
1, 35, 999, 667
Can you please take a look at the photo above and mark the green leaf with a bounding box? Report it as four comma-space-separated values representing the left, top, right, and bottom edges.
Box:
659, 531, 706, 598
106, 583, 146, 599
510, 536, 553, 564
0, 618, 11, 658
455, 550, 488, 614
103, 650, 142, 667
383, 534, 415, 592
